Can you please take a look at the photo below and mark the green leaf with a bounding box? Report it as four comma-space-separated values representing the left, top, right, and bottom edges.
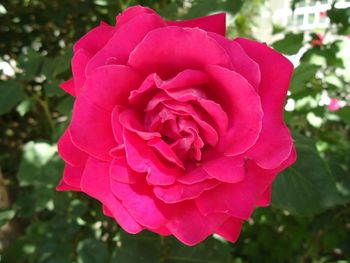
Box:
0, 209, 15, 226
77, 239, 109, 263
0, 80, 25, 116
272, 33, 304, 55
17, 141, 63, 187
272, 135, 345, 216
289, 63, 320, 94
336, 107, 350, 124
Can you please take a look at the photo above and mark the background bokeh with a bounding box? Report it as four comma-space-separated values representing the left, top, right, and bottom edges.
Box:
0, 0, 350, 262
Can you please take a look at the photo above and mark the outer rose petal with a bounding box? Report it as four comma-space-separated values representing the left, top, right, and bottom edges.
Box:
70, 96, 116, 161
73, 22, 115, 54
235, 38, 294, 169
116, 5, 156, 26
196, 147, 297, 220
71, 48, 92, 95
57, 129, 88, 167
81, 157, 143, 233
257, 186, 272, 207
86, 12, 166, 73
215, 218, 243, 243
202, 156, 245, 183
165, 202, 228, 246
128, 26, 233, 78
110, 180, 168, 229
208, 32, 261, 89
56, 164, 84, 191
81, 65, 143, 110
59, 79, 75, 96
167, 13, 226, 36
205, 65, 263, 156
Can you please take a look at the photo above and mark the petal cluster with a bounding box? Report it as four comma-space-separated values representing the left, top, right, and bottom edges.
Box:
57, 5, 296, 245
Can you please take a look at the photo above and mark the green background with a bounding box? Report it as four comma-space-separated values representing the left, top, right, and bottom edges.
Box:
0, 0, 349, 262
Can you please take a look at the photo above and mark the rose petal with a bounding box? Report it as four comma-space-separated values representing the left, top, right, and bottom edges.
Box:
81, 157, 143, 233
235, 38, 294, 169
81, 65, 143, 110
119, 109, 161, 140
60, 78, 75, 96
147, 137, 185, 169
123, 130, 181, 185
196, 160, 276, 220
110, 180, 168, 229
56, 164, 84, 191
202, 156, 245, 183
177, 167, 210, 184
215, 218, 243, 243
128, 26, 233, 78
206, 65, 263, 156
257, 186, 271, 207
116, 5, 157, 26
74, 23, 115, 54
209, 33, 261, 89
167, 13, 226, 36
72, 48, 92, 95
153, 179, 219, 203
86, 12, 166, 73
70, 96, 116, 161
57, 129, 88, 167
110, 157, 140, 184
166, 202, 228, 246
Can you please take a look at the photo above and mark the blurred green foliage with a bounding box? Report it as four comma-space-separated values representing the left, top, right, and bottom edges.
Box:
0, 0, 349, 262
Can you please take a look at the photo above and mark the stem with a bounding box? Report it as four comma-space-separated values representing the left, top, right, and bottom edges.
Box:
33, 94, 54, 134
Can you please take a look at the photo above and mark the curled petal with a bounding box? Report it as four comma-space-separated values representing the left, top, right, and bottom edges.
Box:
215, 218, 243, 243
74, 23, 115, 54
206, 65, 263, 156
110, 180, 168, 229
235, 38, 294, 169
81, 157, 143, 233
128, 26, 233, 78
57, 129, 88, 167
60, 79, 75, 96
72, 48, 92, 95
56, 164, 84, 191
123, 130, 181, 185
70, 96, 116, 161
202, 156, 245, 183
167, 13, 226, 36
86, 13, 166, 73
153, 179, 219, 203
166, 202, 228, 246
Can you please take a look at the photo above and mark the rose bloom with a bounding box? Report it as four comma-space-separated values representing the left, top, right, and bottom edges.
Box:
328, 98, 342, 112
57, 5, 296, 245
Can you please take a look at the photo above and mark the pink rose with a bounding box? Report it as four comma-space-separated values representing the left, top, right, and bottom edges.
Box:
328, 98, 342, 112
57, 5, 296, 245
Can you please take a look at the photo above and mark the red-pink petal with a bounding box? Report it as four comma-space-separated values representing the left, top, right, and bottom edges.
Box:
110, 180, 168, 229
72, 48, 92, 95
86, 12, 166, 73
177, 167, 210, 184
196, 160, 276, 220
123, 130, 181, 185
166, 202, 228, 246
235, 38, 294, 169
128, 26, 232, 78
215, 218, 243, 243
70, 96, 116, 161
81, 65, 143, 110
206, 65, 263, 156
153, 179, 220, 203
110, 157, 139, 184
74, 23, 115, 54
57, 129, 88, 167
56, 164, 84, 191
167, 13, 226, 36
257, 186, 272, 207
209, 33, 261, 89
116, 5, 157, 26
81, 157, 143, 233
202, 156, 245, 183
60, 79, 75, 96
